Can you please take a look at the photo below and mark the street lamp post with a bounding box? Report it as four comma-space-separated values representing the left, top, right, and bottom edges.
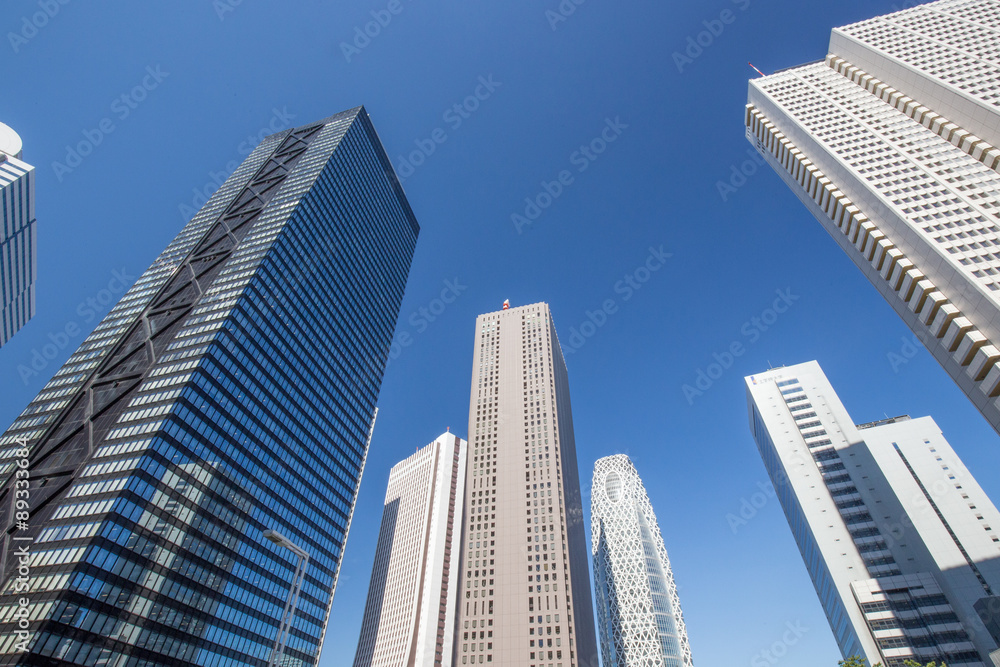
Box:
264, 529, 310, 667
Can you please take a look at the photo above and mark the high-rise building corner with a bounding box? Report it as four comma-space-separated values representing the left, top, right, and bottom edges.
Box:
0, 106, 419, 666
0, 121, 36, 348
354, 431, 468, 667
746, 360, 1000, 666
745, 0, 1000, 435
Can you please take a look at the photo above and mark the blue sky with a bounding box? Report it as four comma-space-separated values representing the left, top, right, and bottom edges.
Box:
3, 0, 999, 665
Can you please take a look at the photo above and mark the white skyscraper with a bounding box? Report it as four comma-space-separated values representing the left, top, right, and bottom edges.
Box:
354, 432, 468, 667
744, 0, 1000, 435
746, 360, 1000, 666
0, 121, 36, 347
591, 454, 693, 667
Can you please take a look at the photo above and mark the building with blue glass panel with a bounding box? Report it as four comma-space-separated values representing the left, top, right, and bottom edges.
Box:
0, 121, 36, 348
0, 107, 419, 666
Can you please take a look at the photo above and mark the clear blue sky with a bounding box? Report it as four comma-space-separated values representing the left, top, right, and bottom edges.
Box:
3, 1, 998, 665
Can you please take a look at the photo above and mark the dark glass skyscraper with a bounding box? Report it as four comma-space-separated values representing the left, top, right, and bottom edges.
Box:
0, 107, 419, 666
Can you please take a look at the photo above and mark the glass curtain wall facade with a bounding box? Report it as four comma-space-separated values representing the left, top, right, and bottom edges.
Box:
0, 107, 419, 666
591, 455, 693, 667
0, 122, 36, 348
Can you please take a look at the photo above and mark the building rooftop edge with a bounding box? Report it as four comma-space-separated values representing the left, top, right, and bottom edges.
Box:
0, 122, 24, 159
856, 415, 911, 430
477, 301, 550, 317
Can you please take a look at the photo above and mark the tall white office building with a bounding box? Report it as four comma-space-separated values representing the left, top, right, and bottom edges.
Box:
591, 454, 693, 667
0, 121, 36, 347
746, 360, 1000, 666
354, 432, 468, 667
745, 0, 1000, 435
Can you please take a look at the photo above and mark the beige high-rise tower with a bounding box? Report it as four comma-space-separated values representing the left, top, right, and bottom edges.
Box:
454, 302, 598, 667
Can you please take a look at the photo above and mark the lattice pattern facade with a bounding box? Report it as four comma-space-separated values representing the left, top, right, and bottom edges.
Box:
830, 0, 1000, 148
591, 455, 692, 667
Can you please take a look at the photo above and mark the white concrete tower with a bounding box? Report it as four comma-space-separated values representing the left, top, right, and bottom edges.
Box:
591, 454, 693, 667
746, 360, 1000, 666
354, 432, 468, 667
745, 0, 1000, 435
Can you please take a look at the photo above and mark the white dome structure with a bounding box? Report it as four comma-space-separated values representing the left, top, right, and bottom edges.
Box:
0, 122, 23, 158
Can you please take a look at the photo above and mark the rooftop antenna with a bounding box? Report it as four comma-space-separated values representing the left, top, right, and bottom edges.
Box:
749, 62, 766, 77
